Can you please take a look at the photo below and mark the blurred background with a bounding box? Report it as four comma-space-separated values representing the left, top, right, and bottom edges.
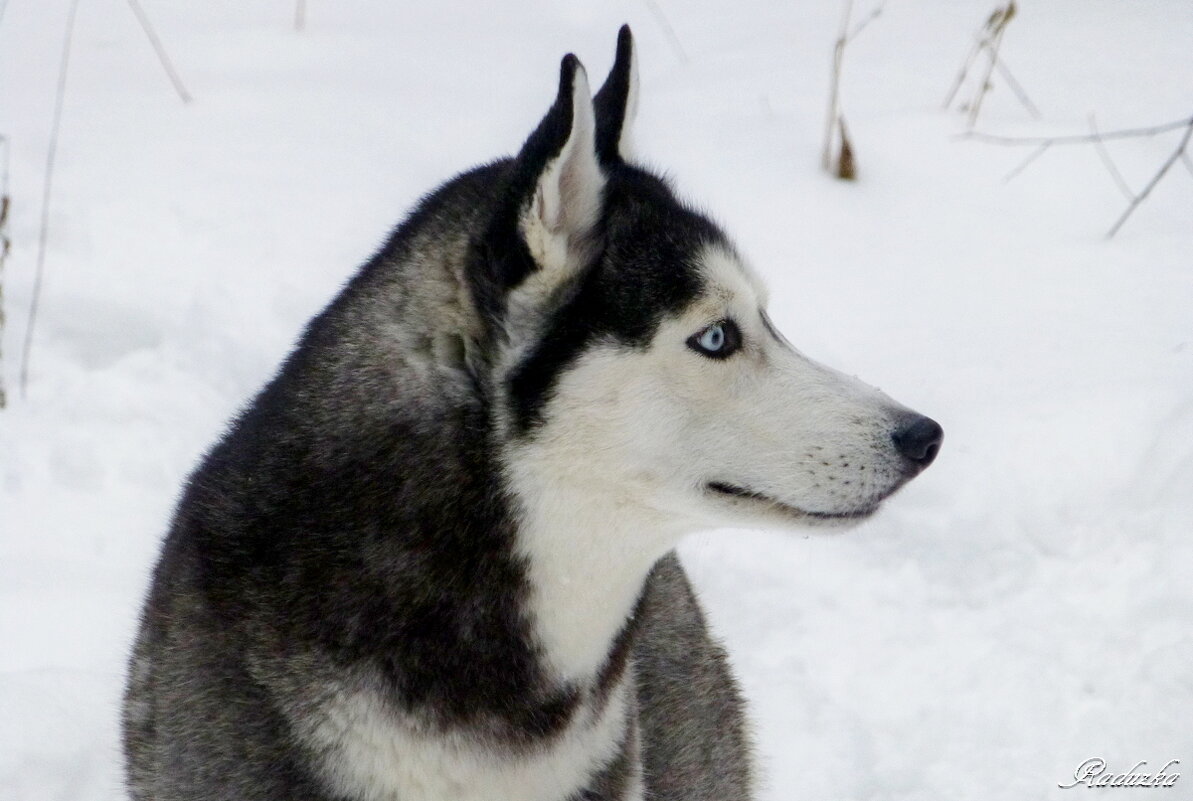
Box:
1, 1, 1191, 798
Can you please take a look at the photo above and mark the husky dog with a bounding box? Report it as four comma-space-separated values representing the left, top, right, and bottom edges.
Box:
123, 26, 941, 801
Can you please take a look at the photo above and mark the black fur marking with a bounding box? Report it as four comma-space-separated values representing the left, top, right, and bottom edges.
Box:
510, 166, 726, 433
593, 25, 635, 166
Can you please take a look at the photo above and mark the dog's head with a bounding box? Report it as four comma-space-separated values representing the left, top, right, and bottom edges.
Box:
471, 27, 941, 532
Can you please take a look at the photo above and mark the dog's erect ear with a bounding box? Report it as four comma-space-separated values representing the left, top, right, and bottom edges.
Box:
472, 55, 605, 337
516, 55, 604, 279
593, 25, 638, 164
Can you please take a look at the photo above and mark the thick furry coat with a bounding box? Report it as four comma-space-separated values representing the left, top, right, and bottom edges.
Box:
123, 25, 940, 801
124, 29, 753, 801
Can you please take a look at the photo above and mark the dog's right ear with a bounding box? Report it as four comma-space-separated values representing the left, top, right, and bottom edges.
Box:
593, 25, 638, 164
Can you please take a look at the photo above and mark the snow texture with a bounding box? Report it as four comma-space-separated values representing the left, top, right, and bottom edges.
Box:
2, 1, 1192, 799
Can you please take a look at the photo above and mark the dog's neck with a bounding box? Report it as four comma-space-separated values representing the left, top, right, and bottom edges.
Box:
504, 455, 688, 683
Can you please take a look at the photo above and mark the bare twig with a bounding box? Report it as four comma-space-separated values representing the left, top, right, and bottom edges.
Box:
1088, 114, 1134, 200
821, 0, 853, 172
21, 0, 82, 398
1181, 151, 1193, 179
1002, 141, 1050, 183
968, 113, 1193, 238
641, 0, 688, 64
993, 58, 1039, 119
822, 0, 881, 179
846, 4, 882, 40
962, 115, 1193, 146
126, 0, 192, 104
0, 138, 6, 200
945, 3, 1036, 128
967, 3, 1015, 127
1107, 120, 1193, 238
942, 39, 982, 111
1, 136, 9, 409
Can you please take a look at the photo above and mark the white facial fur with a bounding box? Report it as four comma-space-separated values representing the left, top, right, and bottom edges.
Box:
652, 245, 917, 525
518, 244, 915, 525
504, 242, 918, 681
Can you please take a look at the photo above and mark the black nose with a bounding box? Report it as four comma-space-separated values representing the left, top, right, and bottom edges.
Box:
892, 415, 943, 468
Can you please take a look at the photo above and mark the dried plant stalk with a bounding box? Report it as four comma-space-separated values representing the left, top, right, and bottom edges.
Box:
965, 114, 1193, 238
822, 0, 881, 179
944, 3, 1037, 129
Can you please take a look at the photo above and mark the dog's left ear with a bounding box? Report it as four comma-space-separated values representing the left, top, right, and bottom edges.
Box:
516, 55, 604, 280
593, 25, 638, 164
474, 54, 605, 337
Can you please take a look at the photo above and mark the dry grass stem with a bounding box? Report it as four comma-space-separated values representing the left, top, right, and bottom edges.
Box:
0, 136, 9, 408
642, 0, 689, 63
968, 114, 1193, 237
944, 3, 1037, 129
126, 0, 192, 104
21, 0, 82, 399
822, 0, 882, 180
1088, 114, 1134, 201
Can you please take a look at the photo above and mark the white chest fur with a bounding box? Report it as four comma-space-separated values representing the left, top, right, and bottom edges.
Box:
304, 678, 636, 801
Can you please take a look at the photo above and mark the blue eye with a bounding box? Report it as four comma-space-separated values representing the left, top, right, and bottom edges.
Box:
687, 320, 741, 359
699, 325, 724, 351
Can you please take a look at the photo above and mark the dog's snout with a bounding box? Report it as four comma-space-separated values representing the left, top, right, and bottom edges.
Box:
892, 415, 943, 469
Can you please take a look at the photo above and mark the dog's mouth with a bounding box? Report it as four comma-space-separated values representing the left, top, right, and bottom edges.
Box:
706, 481, 880, 522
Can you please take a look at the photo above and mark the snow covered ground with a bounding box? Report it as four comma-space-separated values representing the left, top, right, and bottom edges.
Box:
2, 1, 1191, 799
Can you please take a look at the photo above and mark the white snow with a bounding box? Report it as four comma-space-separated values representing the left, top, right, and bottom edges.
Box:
2, 1, 1192, 799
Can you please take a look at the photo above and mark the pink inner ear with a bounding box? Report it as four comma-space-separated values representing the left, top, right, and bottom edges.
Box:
533, 70, 603, 239
557, 159, 586, 227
